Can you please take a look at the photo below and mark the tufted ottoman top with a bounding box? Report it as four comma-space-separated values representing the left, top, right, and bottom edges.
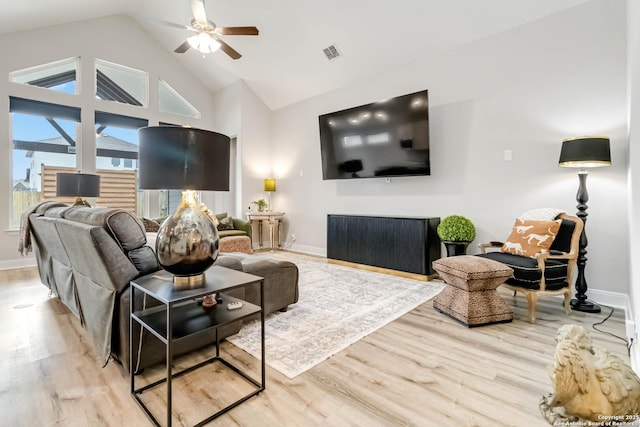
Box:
433, 255, 513, 291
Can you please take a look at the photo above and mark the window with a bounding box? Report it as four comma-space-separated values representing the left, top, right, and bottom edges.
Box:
95, 59, 148, 107
10, 57, 78, 95
159, 190, 185, 218
10, 97, 79, 228
95, 112, 148, 216
158, 79, 200, 118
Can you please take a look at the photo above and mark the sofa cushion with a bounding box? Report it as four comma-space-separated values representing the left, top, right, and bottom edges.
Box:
43, 206, 73, 218
476, 252, 569, 290
63, 207, 147, 252
127, 246, 158, 275
219, 229, 248, 238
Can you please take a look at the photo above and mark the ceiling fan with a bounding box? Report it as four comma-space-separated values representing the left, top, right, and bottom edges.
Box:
169, 0, 259, 59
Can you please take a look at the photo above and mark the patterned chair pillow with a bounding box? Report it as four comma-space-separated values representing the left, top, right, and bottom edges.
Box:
500, 218, 561, 257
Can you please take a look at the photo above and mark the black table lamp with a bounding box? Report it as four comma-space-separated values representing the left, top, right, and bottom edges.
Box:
138, 126, 230, 288
56, 172, 101, 207
558, 136, 611, 313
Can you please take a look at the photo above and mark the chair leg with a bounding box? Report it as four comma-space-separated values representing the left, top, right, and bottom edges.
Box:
525, 292, 537, 323
563, 291, 571, 316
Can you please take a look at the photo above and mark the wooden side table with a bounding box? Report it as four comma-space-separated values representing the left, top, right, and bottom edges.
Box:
246, 211, 285, 251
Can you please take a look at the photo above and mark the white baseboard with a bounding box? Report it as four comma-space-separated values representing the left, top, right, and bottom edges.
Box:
287, 243, 326, 257
0, 257, 37, 271
587, 289, 636, 341
588, 289, 630, 310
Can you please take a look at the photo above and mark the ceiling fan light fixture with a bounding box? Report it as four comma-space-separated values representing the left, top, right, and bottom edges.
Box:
187, 32, 221, 54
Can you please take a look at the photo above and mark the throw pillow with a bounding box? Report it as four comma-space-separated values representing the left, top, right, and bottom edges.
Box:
519, 208, 565, 221
217, 216, 234, 231
141, 217, 160, 233
500, 218, 561, 258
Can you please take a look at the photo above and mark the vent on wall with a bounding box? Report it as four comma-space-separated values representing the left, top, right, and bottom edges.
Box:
323, 44, 341, 60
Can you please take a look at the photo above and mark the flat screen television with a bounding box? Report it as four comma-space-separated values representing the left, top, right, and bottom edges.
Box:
318, 89, 430, 180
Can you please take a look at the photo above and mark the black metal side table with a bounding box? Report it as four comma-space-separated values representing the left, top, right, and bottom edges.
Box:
130, 266, 265, 427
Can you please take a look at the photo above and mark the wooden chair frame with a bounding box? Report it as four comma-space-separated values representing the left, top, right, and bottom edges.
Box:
479, 213, 584, 323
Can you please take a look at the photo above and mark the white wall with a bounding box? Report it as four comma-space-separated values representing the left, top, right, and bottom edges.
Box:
0, 15, 218, 268
209, 80, 273, 224
627, 0, 640, 371
272, 0, 631, 296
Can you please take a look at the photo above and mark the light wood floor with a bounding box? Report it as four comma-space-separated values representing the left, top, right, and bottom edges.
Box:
0, 266, 630, 427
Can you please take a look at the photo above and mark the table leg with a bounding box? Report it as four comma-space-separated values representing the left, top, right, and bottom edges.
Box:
277, 219, 283, 249
166, 302, 173, 427
268, 219, 275, 252
257, 220, 264, 248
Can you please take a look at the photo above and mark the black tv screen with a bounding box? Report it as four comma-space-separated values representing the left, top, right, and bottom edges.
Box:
318, 90, 430, 180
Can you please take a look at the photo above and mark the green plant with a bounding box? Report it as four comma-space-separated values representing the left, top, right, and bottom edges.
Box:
252, 198, 268, 211
437, 215, 476, 242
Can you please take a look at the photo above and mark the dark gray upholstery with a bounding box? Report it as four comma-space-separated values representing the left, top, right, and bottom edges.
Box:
28, 204, 299, 373
221, 252, 299, 314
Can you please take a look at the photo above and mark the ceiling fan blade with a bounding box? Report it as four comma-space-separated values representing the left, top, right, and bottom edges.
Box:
217, 39, 242, 60
216, 26, 259, 36
157, 19, 193, 31
190, 0, 208, 24
174, 41, 191, 53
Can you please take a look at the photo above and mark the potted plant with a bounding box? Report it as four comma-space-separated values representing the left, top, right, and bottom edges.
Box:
437, 215, 476, 256
252, 198, 268, 212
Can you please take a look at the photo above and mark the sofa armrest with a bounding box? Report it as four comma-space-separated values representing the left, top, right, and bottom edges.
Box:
232, 218, 252, 238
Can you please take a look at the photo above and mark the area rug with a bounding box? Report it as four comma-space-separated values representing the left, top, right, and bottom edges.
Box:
226, 252, 444, 378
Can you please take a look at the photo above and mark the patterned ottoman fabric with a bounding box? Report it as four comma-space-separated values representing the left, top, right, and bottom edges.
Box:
432, 255, 514, 327
219, 235, 253, 254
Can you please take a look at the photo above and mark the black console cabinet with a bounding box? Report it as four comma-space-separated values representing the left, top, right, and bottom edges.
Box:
327, 214, 441, 277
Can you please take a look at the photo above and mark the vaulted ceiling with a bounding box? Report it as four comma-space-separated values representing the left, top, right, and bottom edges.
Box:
0, 0, 592, 110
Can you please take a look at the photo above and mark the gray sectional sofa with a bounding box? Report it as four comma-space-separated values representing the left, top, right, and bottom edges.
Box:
27, 202, 299, 373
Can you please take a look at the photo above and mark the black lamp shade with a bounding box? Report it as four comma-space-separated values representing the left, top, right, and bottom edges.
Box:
138, 126, 230, 191
56, 173, 100, 197
558, 136, 611, 168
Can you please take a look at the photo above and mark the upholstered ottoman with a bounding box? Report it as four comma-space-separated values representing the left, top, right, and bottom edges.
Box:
432, 255, 513, 327
221, 252, 299, 315
219, 235, 253, 254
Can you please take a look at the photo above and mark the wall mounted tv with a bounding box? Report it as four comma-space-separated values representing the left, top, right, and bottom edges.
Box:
318, 89, 430, 180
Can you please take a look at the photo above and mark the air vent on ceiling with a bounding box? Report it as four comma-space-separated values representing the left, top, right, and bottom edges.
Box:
323, 44, 341, 60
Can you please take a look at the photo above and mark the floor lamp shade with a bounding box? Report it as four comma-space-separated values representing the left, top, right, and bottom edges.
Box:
56, 173, 100, 207
558, 136, 611, 168
558, 136, 611, 314
138, 126, 231, 287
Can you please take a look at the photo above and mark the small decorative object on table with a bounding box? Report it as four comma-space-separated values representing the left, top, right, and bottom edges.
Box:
540, 324, 640, 425
437, 215, 476, 256
252, 198, 268, 212
202, 294, 218, 310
